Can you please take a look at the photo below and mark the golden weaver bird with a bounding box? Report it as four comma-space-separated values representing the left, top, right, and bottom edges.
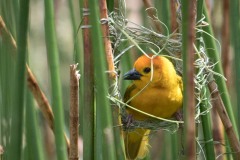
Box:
123, 54, 183, 159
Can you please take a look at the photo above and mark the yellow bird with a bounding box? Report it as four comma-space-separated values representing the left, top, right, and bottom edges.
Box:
123, 54, 183, 159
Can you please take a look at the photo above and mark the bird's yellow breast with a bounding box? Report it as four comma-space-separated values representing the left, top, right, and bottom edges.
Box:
127, 84, 182, 120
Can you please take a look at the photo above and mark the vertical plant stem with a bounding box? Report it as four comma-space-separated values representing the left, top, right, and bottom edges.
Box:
160, 0, 170, 31
206, 1, 227, 157
120, 53, 133, 93
200, 96, 215, 159
8, 0, 29, 159
99, 0, 125, 159
170, 0, 178, 32
69, 64, 80, 160
203, 2, 236, 159
162, 0, 170, 28
202, 3, 238, 135
106, 0, 114, 13
100, 0, 125, 160
222, 0, 231, 87
196, 1, 215, 159
68, 0, 83, 65
181, 0, 196, 159
159, 133, 168, 159
100, 0, 116, 79
229, 0, 240, 134
26, 90, 45, 160
211, 107, 225, 159
80, 0, 95, 159
44, 0, 68, 159
88, 0, 116, 159
0, 16, 15, 159
0, 1, 18, 38
68, 0, 84, 137
170, 133, 178, 160
158, 1, 179, 157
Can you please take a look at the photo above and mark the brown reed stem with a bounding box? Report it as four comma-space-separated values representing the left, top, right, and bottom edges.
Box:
69, 64, 80, 160
99, 1, 126, 158
211, 107, 225, 160
208, 80, 240, 159
182, 0, 197, 159
221, 0, 231, 88
82, 0, 94, 159
170, 0, 178, 32
99, 0, 116, 79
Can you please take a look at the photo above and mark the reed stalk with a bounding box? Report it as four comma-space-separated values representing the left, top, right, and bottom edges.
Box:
181, 0, 197, 159
222, 0, 231, 85
99, 0, 125, 159
88, 0, 116, 159
69, 64, 80, 160
80, 0, 95, 159
44, 0, 68, 159
196, 0, 216, 159
8, 0, 29, 159
229, 0, 240, 135
202, 3, 238, 135
25, 90, 45, 160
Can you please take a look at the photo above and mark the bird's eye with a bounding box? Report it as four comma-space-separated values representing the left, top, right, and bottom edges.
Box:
143, 67, 151, 73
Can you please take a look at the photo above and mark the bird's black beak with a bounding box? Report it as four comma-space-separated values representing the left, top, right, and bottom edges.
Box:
123, 69, 142, 80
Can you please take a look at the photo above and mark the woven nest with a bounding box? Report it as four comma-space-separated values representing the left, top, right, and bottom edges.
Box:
106, 2, 222, 133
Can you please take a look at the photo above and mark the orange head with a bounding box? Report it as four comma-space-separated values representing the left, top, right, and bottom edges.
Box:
123, 54, 178, 89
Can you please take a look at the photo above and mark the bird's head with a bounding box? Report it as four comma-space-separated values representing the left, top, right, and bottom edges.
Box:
123, 54, 176, 89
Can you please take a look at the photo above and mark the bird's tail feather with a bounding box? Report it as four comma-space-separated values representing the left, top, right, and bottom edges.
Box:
124, 129, 150, 160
